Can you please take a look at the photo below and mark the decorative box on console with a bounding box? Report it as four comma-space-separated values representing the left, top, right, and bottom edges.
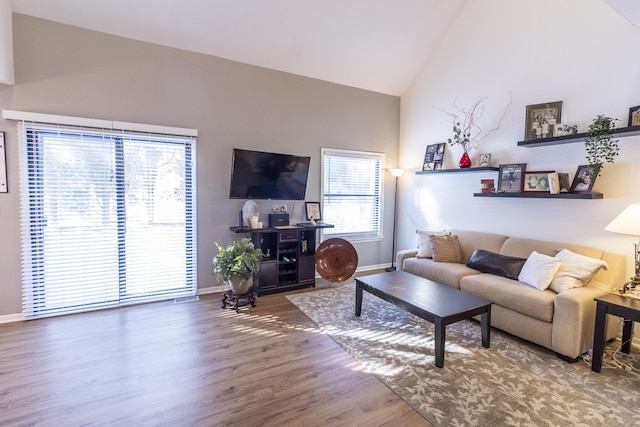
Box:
269, 213, 290, 227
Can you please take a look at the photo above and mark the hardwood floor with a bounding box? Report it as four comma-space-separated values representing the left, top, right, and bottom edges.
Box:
0, 281, 431, 426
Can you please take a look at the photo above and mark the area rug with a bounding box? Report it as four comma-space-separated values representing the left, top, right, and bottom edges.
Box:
286, 283, 640, 426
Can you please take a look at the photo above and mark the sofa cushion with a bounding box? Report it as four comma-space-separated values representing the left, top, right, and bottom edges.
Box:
460, 274, 556, 322
466, 249, 527, 280
449, 229, 509, 263
416, 230, 450, 258
429, 234, 462, 263
518, 251, 562, 291
549, 249, 609, 293
402, 257, 480, 289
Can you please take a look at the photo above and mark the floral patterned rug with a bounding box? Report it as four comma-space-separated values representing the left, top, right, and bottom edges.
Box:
286, 283, 640, 426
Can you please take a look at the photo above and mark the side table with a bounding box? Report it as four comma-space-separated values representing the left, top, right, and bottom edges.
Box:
591, 293, 640, 373
221, 288, 256, 311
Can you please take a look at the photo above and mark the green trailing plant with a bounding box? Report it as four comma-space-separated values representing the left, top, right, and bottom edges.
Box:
584, 115, 620, 177
212, 238, 263, 283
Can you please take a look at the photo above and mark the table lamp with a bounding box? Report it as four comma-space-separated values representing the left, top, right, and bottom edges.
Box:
604, 203, 640, 291
385, 168, 404, 272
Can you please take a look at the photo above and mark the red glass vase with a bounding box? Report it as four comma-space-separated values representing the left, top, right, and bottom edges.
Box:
459, 152, 471, 168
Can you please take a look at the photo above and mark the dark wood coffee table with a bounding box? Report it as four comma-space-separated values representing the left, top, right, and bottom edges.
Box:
355, 271, 493, 368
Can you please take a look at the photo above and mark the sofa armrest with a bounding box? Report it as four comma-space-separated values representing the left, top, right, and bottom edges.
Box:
552, 282, 618, 359
396, 249, 418, 271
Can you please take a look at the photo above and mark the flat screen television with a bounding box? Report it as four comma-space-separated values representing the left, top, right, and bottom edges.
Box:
229, 148, 311, 200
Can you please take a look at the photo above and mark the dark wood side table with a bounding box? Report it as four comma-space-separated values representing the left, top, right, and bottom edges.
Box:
591, 293, 640, 372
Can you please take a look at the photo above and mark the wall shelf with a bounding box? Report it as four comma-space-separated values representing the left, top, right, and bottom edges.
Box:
416, 166, 499, 175
517, 125, 640, 148
473, 191, 603, 199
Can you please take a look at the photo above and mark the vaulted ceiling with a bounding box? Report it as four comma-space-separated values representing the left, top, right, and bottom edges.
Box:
7, 0, 640, 96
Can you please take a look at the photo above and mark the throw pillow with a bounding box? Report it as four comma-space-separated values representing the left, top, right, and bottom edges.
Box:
518, 251, 562, 291
416, 230, 450, 258
549, 249, 608, 293
429, 234, 462, 263
466, 249, 527, 280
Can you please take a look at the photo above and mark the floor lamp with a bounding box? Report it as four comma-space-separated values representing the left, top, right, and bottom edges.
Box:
604, 203, 640, 292
385, 168, 404, 272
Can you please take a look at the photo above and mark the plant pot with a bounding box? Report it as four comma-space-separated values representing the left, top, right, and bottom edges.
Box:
228, 276, 253, 295
459, 152, 472, 168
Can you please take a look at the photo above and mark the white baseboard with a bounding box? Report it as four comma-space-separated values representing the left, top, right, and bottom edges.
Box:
0, 313, 26, 324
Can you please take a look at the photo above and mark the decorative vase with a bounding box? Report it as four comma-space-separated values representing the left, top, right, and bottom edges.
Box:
459, 152, 472, 168
228, 276, 253, 295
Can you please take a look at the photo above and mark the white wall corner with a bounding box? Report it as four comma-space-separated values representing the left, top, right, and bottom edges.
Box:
0, 0, 14, 85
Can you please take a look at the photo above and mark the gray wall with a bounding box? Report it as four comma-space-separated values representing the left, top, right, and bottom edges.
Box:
0, 14, 400, 318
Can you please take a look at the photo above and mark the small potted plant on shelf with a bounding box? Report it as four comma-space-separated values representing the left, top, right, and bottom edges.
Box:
584, 114, 620, 177
213, 238, 263, 295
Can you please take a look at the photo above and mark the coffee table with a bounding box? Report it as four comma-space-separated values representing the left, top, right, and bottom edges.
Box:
355, 271, 493, 368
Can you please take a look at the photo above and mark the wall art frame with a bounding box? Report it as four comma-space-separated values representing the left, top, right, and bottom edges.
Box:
569, 164, 599, 194
422, 143, 446, 171
305, 201, 321, 221
497, 163, 526, 193
524, 101, 562, 140
523, 170, 554, 193
629, 105, 640, 127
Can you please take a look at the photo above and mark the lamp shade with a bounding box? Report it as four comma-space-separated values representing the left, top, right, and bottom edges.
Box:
389, 168, 404, 177
604, 203, 640, 236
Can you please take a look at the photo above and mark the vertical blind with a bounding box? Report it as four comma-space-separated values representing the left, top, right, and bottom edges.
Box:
15, 118, 197, 318
322, 148, 383, 241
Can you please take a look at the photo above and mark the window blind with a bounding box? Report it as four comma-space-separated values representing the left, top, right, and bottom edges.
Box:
15, 118, 197, 318
322, 148, 383, 241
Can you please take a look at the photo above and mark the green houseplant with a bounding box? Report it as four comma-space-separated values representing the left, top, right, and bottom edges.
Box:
584, 115, 620, 177
213, 238, 263, 294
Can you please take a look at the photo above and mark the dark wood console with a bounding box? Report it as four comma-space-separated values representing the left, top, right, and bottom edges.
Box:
230, 223, 334, 295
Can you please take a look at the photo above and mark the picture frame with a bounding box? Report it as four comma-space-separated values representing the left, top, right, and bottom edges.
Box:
497, 163, 526, 193
305, 201, 321, 221
629, 105, 640, 127
422, 143, 446, 171
523, 170, 554, 192
557, 173, 570, 193
0, 132, 6, 193
524, 101, 562, 140
569, 164, 600, 194
553, 122, 579, 137
479, 153, 491, 167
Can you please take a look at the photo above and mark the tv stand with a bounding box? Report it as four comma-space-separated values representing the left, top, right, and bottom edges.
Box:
229, 223, 334, 296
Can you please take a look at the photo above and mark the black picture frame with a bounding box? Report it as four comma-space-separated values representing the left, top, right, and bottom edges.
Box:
0, 132, 6, 193
569, 165, 599, 194
523, 170, 554, 193
422, 143, 446, 171
305, 202, 321, 221
524, 101, 562, 140
629, 105, 640, 127
497, 163, 526, 193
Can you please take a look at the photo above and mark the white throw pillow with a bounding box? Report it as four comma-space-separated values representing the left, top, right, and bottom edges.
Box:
518, 251, 562, 291
549, 249, 608, 293
416, 230, 450, 258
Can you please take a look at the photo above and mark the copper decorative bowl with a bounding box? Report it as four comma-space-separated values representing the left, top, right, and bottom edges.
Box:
315, 238, 358, 283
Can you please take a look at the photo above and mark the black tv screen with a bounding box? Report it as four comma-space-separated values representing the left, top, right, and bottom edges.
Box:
229, 148, 311, 200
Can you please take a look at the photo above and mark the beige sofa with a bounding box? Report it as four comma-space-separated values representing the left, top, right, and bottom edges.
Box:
396, 229, 625, 360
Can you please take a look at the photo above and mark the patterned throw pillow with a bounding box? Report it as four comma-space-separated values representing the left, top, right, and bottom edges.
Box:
429, 234, 462, 263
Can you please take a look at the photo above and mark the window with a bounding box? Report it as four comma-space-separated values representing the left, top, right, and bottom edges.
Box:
321, 148, 383, 241
13, 115, 197, 318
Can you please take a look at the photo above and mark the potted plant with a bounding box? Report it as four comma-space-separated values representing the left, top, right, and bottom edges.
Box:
584, 115, 620, 177
213, 238, 263, 294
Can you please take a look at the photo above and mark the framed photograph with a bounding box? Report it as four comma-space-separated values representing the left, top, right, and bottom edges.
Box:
553, 122, 579, 137
524, 101, 562, 140
0, 132, 6, 193
558, 173, 570, 193
497, 163, 526, 193
523, 170, 554, 192
479, 153, 491, 167
569, 165, 600, 194
629, 105, 640, 127
422, 143, 446, 171
305, 201, 321, 221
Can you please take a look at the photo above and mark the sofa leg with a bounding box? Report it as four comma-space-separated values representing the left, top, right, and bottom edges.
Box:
555, 353, 580, 363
